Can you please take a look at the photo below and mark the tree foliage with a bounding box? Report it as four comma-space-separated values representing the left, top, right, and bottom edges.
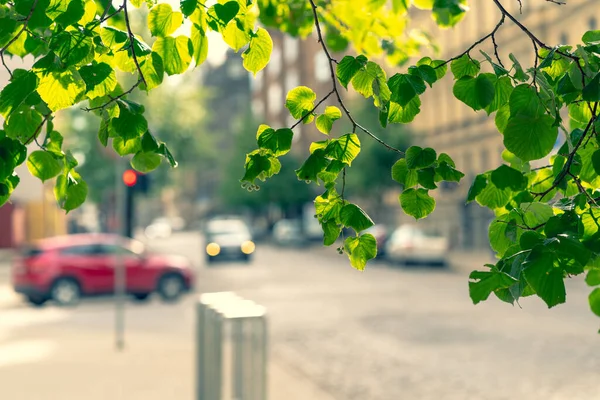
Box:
3, 0, 600, 323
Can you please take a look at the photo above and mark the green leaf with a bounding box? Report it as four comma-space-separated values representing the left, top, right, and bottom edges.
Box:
388, 97, 421, 124
36, 68, 86, 112
336, 55, 368, 89
157, 143, 177, 167
316, 106, 341, 134
545, 211, 582, 238
110, 101, 148, 141
417, 167, 437, 189
476, 180, 511, 209
351, 61, 385, 99
54, 0, 85, 27
469, 267, 518, 305
523, 250, 565, 308
27, 150, 62, 182
450, 54, 480, 79
582, 73, 600, 102
325, 133, 361, 165
213, 1, 239, 25
4, 106, 43, 143
589, 288, 600, 317
583, 30, 600, 45
242, 151, 280, 183
344, 233, 377, 271
467, 174, 487, 202
296, 150, 328, 183
340, 203, 374, 232
323, 220, 341, 246
405, 146, 436, 169
242, 28, 272, 76
503, 114, 558, 162
131, 151, 162, 173
495, 104, 510, 133
45, 130, 63, 156
148, 4, 183, 37
191, 24, 209, 67
222, 15, 253, 52
490, 165, 526, 191
315, 192, 343, 222
54, 170, 87, 212
509, 84, 545, 118
181, 0, 197, 16
152, 36, 192, 75
484, 75, 513, 114
388, 73, 426, 107
391, 159, 418, 188
432, 0, 468, 27
400, 188, 436, 220
285, 86, 316, 122
435, 161, 464, 183
78, 62, 117, 99
586, 267, 600, 286
489, 213, 521, 256
408, 64, 438, 86
452, 74, 495, 111
140, 52, 165, 91
510, 53, 529, 82
112, 137, 141, 156
256, 125, 293, 156
0, 70, 38, 118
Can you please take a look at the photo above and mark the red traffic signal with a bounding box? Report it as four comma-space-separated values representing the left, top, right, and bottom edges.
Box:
122, 170, 138, 187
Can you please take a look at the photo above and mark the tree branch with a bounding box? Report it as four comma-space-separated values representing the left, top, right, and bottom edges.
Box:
123, 0, 147, 88
25, 113, 51, 145
308, 0, 404, 156
291, 89, 334, 129
0, 0, 39, 78
82, 78, 143, 112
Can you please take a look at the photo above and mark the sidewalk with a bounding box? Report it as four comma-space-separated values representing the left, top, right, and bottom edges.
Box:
0, 285, 22, 309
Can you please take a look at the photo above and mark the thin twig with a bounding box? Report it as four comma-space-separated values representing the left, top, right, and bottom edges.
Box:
83, 78, 142, 112
123, 0, 147, 87
308, 0, 404, 155
291, 89, 334, 129
437, 14, 505, 68
0, 0, 39, 78
25, 113, 51, 145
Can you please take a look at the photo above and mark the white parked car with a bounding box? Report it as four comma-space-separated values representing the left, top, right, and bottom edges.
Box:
384, 225, 449, 267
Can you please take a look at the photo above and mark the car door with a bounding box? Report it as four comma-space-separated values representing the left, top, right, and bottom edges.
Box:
58, 244, 112, 294
97, 244, 148, 293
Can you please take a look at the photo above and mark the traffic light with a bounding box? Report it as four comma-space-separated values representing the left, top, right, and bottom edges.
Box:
122, 170, 151, 238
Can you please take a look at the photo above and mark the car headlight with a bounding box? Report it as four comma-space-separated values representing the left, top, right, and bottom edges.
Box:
241, 241, 255, 255
206, 243, 221, 256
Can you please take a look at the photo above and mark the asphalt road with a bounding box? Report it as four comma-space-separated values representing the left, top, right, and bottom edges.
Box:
1, 231, 599, 400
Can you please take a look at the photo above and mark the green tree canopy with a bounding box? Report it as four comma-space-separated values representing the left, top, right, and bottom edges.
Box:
3, 0, 600, 324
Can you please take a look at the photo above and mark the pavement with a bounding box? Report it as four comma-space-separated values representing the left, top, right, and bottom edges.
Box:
1, 232, 599, 400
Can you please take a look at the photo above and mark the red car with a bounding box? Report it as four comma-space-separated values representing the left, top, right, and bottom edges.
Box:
12, 234, 195, 306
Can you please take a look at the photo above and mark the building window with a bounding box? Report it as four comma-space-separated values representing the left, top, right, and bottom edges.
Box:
267, 83, 283, 115
283, 36, 298, 64
315, 52, 329, 82
285, 69, 299, 93
268, 47, 282, 79
590, 17, 598, 30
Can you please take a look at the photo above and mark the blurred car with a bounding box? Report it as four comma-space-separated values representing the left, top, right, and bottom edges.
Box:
364, 225, 389, 258
12, 234, 195, 307
204, 217, 255, 263
144, 216, 186, 239
145, 218, 172, 239
384, 225, 449, 267
272, 219, 308, 247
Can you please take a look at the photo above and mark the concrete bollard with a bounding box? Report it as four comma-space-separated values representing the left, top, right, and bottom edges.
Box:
196, 293, 268, 400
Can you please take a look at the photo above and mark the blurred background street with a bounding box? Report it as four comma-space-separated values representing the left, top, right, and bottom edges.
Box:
1, 231, 599, 400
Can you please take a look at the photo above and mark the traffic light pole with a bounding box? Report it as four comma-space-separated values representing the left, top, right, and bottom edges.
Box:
124, 185, 134, 238
114, 160, 126, 351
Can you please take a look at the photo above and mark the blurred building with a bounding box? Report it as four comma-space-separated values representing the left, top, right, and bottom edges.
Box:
250, 30, 331, 152
408, 0, 599, 251
0, 58, 67, 248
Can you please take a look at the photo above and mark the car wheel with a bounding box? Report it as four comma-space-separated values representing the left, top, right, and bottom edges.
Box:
50, 278, 81, 307
157, 274, 184, 303
27, 295, 48, 307
132, 293, 150, 301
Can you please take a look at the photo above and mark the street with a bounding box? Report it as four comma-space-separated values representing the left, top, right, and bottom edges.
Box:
1, 231, 599, 400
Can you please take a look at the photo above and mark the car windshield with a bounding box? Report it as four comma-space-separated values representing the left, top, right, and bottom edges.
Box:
206, 220, 249, 236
